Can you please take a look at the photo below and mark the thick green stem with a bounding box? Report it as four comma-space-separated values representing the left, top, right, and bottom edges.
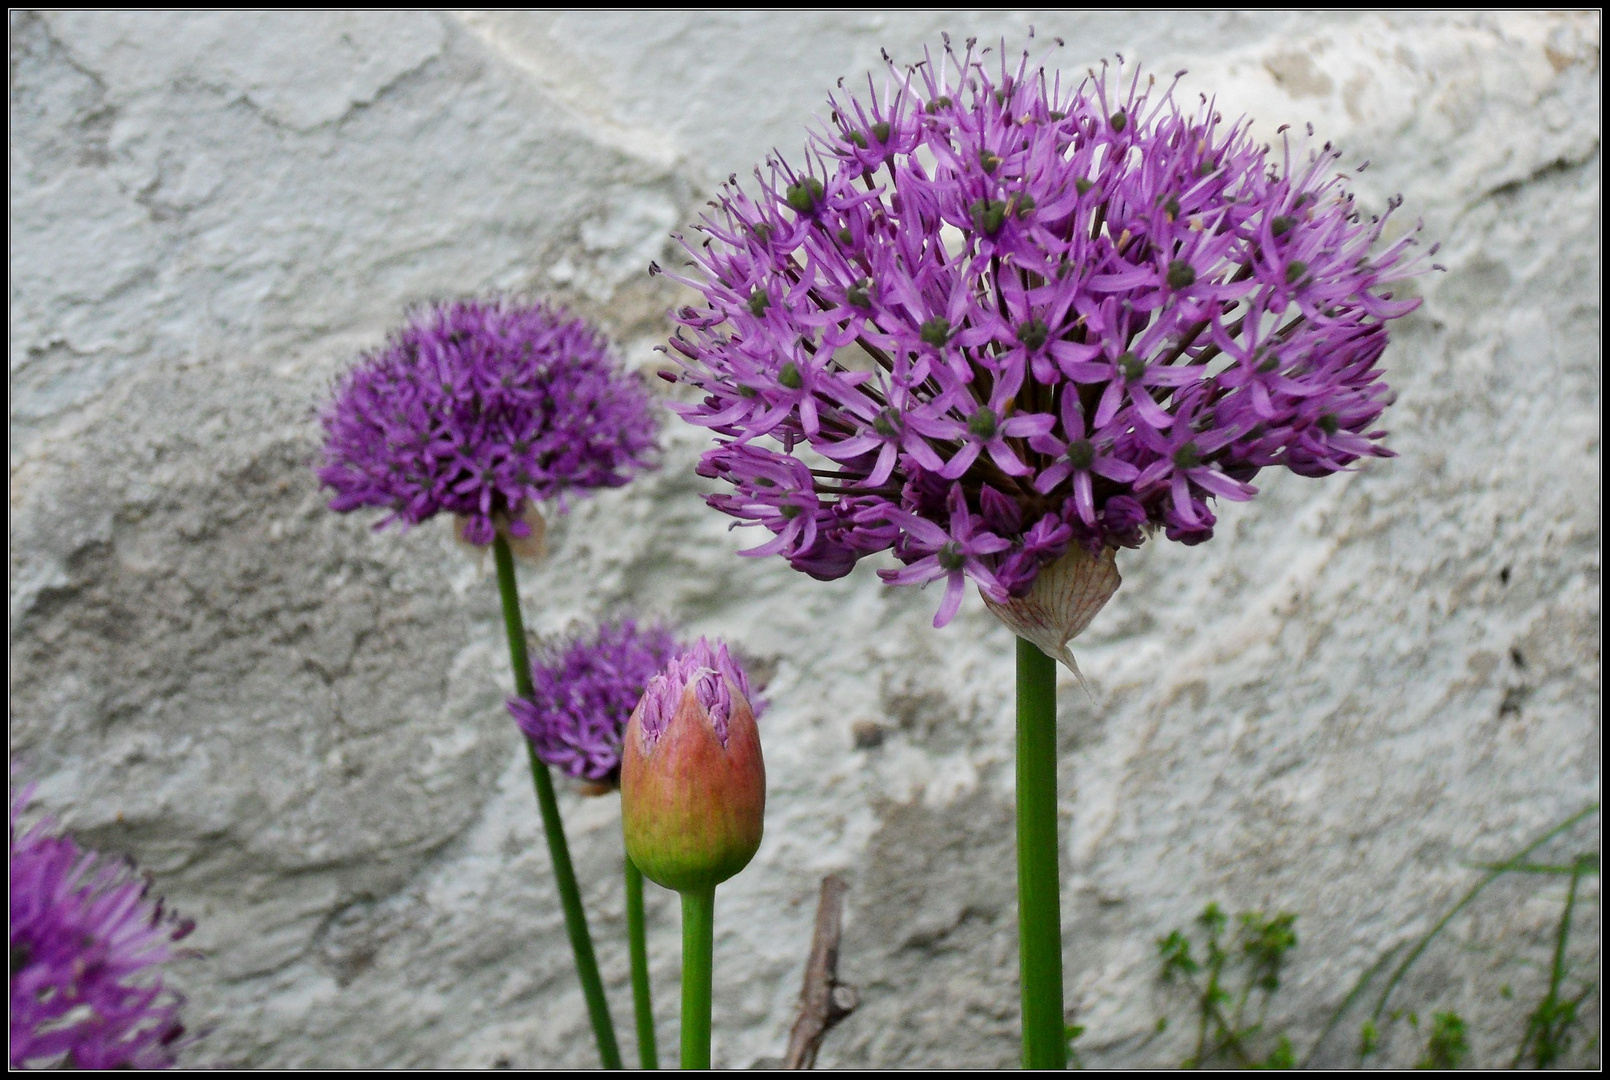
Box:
679, 885, 716, 1070
493, 535, 623, 1070
626, 857, 659, 1070
1016, 637, 1067, 1070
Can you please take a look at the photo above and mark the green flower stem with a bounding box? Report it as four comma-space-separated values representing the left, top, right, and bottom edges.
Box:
493, 534, 623, 1070
626, 857, 660, 1070
679, 884, 716, 1070
1016, 636, 1067, 1070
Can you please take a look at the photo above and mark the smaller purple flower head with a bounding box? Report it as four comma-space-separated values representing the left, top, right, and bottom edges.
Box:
318, 299, 660, 547
10, 786, 194, 1070
509, 619, 682, 786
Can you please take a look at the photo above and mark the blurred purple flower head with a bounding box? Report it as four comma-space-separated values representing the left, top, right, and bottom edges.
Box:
512, 626, 767, 784
509, 619, 682, 785
10, 787, 193, 1070
318, 299, 659, 546
659, 40, 1430, 628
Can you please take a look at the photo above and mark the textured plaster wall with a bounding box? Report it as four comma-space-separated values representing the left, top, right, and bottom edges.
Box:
9, 10, 1601, 1069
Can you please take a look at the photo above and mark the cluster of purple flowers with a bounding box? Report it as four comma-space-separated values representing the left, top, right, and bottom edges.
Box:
10, 788, 192, 1070
511, 624, 766, 783
319, 300, 659, 546
510, 620, 681, 784
660, 42, 1429, 626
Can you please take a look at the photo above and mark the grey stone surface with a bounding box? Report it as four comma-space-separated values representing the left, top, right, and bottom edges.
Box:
9, 9, 1600, 1069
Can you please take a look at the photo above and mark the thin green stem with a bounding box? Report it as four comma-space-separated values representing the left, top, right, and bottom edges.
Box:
627, 857, 659, 1070
493, 535, 623, 1071
680, 885, 716, 1070
1015, 637, 1067, 1070
1368, 803, 1600, 1022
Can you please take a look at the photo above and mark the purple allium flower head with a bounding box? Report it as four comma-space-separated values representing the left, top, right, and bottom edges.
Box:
509, 619, 681, 785
636, 638, 760, 750
659, 41, 1430, 629
10, 787, 193, 1070
318, 299, 659, 546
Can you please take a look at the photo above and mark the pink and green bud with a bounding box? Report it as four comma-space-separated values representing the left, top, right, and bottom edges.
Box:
621, 639, 765, 893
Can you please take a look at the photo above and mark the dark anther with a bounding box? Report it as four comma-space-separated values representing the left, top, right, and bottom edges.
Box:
1166, 260, 1196, 290
919, 318, 951, 348
656, 371, 678, 383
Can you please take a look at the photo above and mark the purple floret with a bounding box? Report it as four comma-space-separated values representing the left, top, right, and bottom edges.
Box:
660, 41, 1430, 626
318, 299, 660, 545
10, 787, 193, 1070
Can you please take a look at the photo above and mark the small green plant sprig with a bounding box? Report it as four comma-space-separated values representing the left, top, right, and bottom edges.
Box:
1154, 902, 1299, 1069
1319, 804, 1600, 1070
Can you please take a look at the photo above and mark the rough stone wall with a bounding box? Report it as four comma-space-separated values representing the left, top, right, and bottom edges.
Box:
9, 10, 1600, 1069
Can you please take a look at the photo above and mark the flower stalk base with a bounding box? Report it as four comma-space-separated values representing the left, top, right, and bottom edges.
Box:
494, 535, 623, 1071
1016, 636, 1067, 1069
626, 857, 660, 1070
679, 884, 716, 1070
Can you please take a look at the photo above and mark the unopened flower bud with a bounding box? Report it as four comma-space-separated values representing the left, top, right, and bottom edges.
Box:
621, 640, 765, 893
983, 543, 1120, 687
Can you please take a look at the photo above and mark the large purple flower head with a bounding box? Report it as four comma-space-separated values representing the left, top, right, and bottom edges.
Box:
510, 619, 681, 785
319, 299, 660, 546
660, 41, 1431, 636
10, 787, 193, 1070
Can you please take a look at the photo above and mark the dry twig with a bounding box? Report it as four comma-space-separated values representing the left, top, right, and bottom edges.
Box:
784, 874, 859, 1069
